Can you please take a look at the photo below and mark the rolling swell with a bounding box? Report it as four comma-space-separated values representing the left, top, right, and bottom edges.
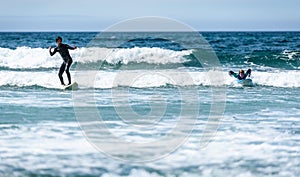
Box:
0, 47, 194, 70
1, 32, 299, 90
244, 50, 300, 70
1, 32, 300, 70
2, 46, 298, 71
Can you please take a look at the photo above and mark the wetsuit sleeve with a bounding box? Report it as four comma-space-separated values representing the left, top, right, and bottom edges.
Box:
49, 47, 57, 56
231, 73, 239, 79
66, 44, 76, 50
246, 69, 251, 77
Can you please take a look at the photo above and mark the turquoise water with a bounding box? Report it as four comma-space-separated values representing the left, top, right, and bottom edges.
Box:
0, 32, 300, 176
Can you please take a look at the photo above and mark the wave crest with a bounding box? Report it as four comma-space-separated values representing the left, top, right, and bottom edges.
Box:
0, 47, 192, 69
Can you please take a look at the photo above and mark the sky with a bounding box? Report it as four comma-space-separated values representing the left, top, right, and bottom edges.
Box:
0, 0, 299, 31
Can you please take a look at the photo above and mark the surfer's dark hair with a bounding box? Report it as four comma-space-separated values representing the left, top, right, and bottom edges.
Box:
56, 36, 62, 42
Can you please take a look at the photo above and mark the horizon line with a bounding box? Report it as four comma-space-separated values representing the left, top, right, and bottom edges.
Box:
0, 30, 299, 32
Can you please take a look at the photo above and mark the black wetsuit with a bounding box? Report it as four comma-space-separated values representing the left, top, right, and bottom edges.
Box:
49, 44, 75, 85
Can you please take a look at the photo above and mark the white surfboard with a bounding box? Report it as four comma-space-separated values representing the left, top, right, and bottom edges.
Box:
63, 82, 79, 90
237, 79, 253, 87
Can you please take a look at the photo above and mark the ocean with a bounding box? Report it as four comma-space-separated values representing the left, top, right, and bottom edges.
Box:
0, 32, 300, 177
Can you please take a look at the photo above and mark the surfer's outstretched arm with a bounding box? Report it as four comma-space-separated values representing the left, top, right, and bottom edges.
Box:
66, 45, 77, 50
49, 47, 58, 56
229, 71, 239, 78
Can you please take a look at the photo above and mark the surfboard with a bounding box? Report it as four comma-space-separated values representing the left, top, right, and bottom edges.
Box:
63, 82, 78, 90
237, 79, 253, 87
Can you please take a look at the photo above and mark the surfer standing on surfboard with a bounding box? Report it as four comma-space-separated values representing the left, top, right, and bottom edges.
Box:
229, 69, 251, 80
49, 36, 77, 86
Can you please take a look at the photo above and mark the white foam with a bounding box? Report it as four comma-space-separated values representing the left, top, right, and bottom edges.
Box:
249, 70, 300, 87
80, 47, 191, 65
1, 70, 300, 89
1, 109, 300, 176
282, 50, 299, 60
0, 71, 59, 88
0, 47, 192, 69
0, 47, 61, 69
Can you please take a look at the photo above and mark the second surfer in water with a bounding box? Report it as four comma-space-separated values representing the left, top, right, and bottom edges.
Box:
229, 69, 251, 80
49, 36, 77, 86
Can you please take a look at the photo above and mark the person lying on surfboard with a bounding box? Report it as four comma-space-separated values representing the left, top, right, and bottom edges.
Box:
49, 36, 77, 86
229, 69, 251, 80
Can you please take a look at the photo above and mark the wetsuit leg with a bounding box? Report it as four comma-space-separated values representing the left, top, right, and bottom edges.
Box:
65, 60, 73, 85
58, 62, 66, 85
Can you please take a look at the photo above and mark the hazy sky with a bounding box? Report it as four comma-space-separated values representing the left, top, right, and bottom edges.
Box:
0, 0, 299, 31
